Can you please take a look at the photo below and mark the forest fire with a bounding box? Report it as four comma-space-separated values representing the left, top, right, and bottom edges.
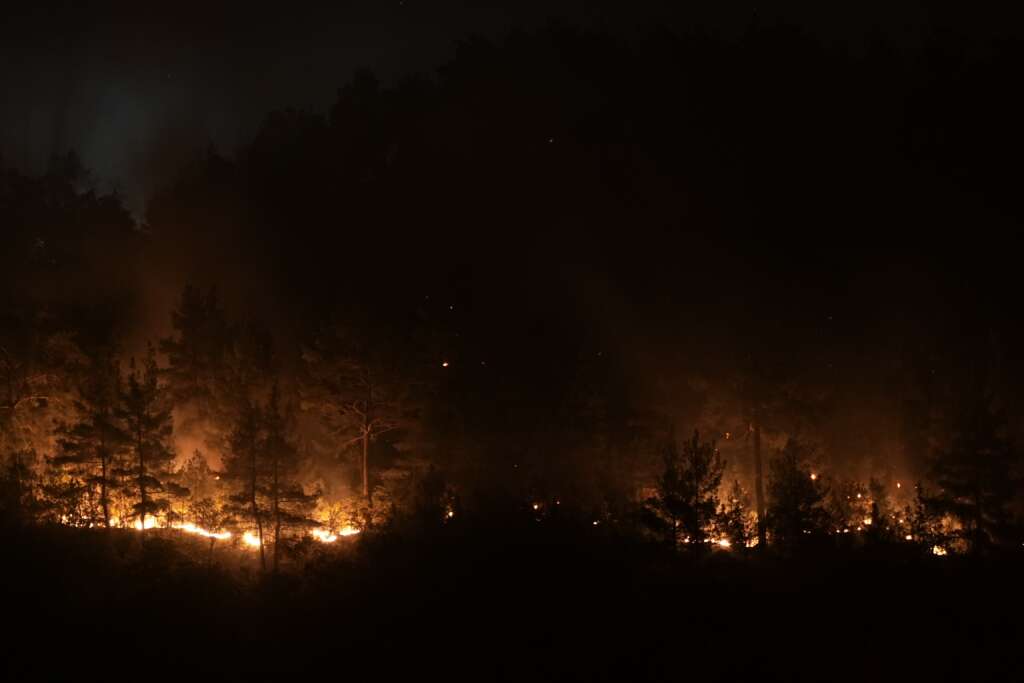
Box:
109, 515, 353, 547
3, 7, 1023, 679
173, 521, 232, 540
311, 528, 337, 543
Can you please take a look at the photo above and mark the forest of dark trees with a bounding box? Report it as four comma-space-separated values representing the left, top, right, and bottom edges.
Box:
2, 15, 1023, 681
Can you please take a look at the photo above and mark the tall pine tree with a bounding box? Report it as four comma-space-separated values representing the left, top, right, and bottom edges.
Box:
118, 346, 175, 532
925, 395, 1019, 553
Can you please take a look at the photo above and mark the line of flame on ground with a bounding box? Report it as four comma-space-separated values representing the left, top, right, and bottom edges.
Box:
108, 516, 358, 547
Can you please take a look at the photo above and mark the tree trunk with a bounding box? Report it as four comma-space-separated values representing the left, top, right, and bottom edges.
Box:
361, 431, 370, 505
100, 450, 110, 529
10, 450, 23, 520
272, 455, 281, 574
137, 425, 146, 534
250, 445, 266, 572
363, 375, 373, 506
753, 421, 766, 549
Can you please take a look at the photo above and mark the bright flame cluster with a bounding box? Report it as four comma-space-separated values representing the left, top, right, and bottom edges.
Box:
112, 515, 358, 548
173, 521, 232, 540
311, 528, 338, 543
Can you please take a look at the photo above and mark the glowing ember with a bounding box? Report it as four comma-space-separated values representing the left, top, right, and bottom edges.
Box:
446, 509, 455, 519
896, 482, 901, 489
311, 528, 338, 543
863, 517, 872, 526
532, 503, 540, 511
442, 361, 449, 368
242, 532, 262, 548
716, 539, 731, 548
337, 526, 361, 537
810, 473, 818, 481
905, 534, 913, 541
931, 545, 947, 556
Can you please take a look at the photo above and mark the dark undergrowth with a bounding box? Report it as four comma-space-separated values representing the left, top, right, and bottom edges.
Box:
3, 517, 1021, 681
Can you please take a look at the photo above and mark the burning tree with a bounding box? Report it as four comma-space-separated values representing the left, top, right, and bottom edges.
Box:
117, 347, 175, 532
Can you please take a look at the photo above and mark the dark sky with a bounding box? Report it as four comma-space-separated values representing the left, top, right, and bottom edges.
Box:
1, 1, 990, 213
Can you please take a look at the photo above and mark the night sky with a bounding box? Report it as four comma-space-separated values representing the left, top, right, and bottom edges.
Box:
4, 2, 1011, 212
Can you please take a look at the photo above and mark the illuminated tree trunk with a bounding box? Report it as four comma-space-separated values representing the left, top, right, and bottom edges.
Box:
250, 445, 266, 572
753, 421, 766, 549
362, 379, 373, 506
100, 447, 110, 529
10, 450, 23, 519
272, 454, 281, 573
361, 430, 370, 504
136, 425, 147, 533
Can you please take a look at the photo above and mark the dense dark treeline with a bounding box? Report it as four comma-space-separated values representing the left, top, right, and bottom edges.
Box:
2, 18, 1024, 679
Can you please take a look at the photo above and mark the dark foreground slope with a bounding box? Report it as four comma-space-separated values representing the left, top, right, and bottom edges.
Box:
3, 520, 1021, 681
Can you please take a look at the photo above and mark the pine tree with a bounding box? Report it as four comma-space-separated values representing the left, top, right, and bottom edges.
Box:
718, 480, 755, 549
825, 478, 871, 535
53, 350, 127, 528
224, 397, 267, 571
160, 285, 233, 454
766, 438, 829, 547
924, 395, 1020, 553
179, 449, 218, 503
302, 322, 413, 505
118, 346, 175, 532
649, 430, 725, 548
263, 385, 316, 572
